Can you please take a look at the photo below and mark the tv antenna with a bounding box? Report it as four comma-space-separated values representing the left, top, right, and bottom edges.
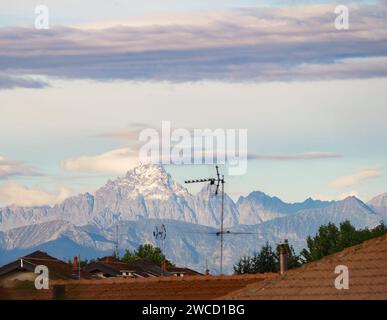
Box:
185, 165, 226, 274
153, 223, 167, 242
153, 223, 167, 275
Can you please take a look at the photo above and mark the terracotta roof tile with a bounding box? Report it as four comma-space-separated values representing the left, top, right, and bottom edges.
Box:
84, 258, 166, 277
167, 267, 203, 276
56, 275, 275, 300
0, 251, 91, 280
222, 234, 387, 300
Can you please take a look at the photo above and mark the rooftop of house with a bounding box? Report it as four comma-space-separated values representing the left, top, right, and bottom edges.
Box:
166, 266, 203, 276
2, 234, 386, 300
85, 257, 168, 277
49, 273, 278, 300
0, 251, 90, 280
222, 233, 387, 300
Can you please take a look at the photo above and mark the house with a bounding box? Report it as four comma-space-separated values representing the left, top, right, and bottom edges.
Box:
0, 251, 90, 287
4, 234, 385, 300
84, 256, 203, 279
223, 233, 387, 300
166, 267, 203, 277
84, 256, 170, 278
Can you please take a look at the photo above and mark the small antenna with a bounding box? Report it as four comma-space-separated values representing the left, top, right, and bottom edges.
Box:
153, 223, 167, 275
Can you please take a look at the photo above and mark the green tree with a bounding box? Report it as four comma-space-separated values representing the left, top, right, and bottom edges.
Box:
122, 243, 174, 266
233, 255, 254, 274
121, 249, 138, 263
136, 244, 165, 265
300, 222, 341, 263
253, 242, 278, 273
234, 242, 279, 274
300, 220, 387, 263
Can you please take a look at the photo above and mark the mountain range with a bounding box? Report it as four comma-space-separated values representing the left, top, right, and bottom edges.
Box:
0, 164, 385, 273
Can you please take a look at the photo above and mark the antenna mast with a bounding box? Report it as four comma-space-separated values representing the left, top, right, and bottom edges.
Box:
115, 225, 119, 257
185, 165, 226, 274
114, 224, 127, 258
153, 223, 167, 275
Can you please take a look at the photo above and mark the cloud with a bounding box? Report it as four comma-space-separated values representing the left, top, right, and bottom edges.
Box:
249, 152, 341, 161
331, 167, 383, 188
1, 3, 387, 83
0, 155, 40, 179
60, 144, 340, 177
0, 73, 48, 90
0, 182, 70, 206
60, 147, 139, 175
96, 123, 150, 142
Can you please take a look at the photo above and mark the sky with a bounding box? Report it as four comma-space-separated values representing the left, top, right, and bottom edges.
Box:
0, 0, 386, 206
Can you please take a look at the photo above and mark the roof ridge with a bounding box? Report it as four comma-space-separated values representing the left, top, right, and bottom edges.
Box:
51, 273, 278, 285
24, 257, 61, 261
221, 233, 387, 300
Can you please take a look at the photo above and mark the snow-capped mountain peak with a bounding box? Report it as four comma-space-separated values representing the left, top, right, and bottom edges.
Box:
339, 195, 377, 214
0, 163, 386, 273
367, 193, 387, 220
368, 193, 387, 208
90, 164, 197, 228
102, 163, 188, 200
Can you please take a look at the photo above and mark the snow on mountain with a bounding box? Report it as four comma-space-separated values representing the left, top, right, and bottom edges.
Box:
0, 164, 384, 232
0, 220, 101, 250
191, 185, 239, 228
91, 164, 197, 228
0, 219, 267, 274
52, 192, 94, 226
0, 193, 94, 231
0, 206, 52, 231
237, 191, 334, 224
0, 163, 386, 274
1, 194, 379, 273
367, 193, 387, 222
0, 164, 240, 231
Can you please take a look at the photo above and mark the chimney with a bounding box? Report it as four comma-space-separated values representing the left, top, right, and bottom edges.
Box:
162, 257, 166, 275
278, 244, 289, 275
73, 256, 78, 269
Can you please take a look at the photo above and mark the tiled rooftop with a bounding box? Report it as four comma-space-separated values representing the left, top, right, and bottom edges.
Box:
2, 235, 386, 300
85, 258, 168, 277
51, 274, 277, 300
223, 234, 387, 300
0, 250, 90, 280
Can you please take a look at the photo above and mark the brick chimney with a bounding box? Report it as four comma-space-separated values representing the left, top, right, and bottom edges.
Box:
278, 244, 289, 275
162, 257, 166, 275
73, 256, 78, 269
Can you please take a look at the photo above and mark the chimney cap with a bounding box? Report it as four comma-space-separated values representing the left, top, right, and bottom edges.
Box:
277, 240, 290, 254
278, 243, 289, 275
